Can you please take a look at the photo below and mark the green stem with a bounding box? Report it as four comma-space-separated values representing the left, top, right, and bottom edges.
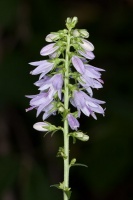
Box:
63, 31, 71, 200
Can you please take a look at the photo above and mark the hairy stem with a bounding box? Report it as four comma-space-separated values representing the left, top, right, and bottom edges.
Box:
63, 30, 71, 200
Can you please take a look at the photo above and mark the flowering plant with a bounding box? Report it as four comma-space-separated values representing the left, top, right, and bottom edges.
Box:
26, 17, 105, 200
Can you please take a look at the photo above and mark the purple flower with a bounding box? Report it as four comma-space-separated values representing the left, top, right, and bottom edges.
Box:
71, 56, 85, 74
40, 43, 59, 56
26, 91, 54, 117
26, 73, 63, 118
71, 90, 105, 119
29, 60, 54, 76
67, 114, 79, 130
42, 101, 57, 120
39, 74, 63, 100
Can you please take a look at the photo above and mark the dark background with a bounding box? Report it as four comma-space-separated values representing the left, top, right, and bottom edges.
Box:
0, 0, 133, 199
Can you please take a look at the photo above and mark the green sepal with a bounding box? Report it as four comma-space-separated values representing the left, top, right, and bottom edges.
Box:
65, 190, 72, 200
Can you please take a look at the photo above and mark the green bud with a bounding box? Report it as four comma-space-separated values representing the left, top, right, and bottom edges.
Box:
66, 17, 78, 30
70, 158, 76, 166
79, 29, 89, 38
72, 17, 78, 25
72, 29, 80, 37
58, 106, 65, 113
69, 132, 89, 142
75, 132, 89, 141
66, 17, 71, 24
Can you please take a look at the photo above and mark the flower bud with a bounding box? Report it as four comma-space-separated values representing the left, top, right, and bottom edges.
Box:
80, 39, 94, 51
45, 33, 59, 42
71, 132, 89, 142
66, 17, 78, 29
66, 17, 71, 24
76, 132, 89, 141
33, 122, 58, 132
72, 17, 78, 25
33, 122, 49, 132
79, 29, 89, 38
58, 106, 65, 113
72, 29, 80, 37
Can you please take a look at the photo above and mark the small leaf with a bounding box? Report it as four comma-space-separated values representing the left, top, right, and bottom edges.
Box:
50, 184, 60, 189
71, 163, 88, 168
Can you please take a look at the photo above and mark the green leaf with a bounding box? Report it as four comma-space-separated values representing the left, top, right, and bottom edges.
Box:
50, 184, 60, 189
71, 163, 88, 168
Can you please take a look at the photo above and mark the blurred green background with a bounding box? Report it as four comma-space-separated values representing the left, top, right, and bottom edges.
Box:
0, 0, 133, 199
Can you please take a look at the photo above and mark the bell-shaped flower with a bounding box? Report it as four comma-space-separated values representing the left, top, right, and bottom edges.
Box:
71, 90, 105, 119
67, 113, 79, 130
39, 73, 63, 100
40, 43, 59, 56
29, 60, 54, 76
26, 90, 54, 117
78, 64, 105, 94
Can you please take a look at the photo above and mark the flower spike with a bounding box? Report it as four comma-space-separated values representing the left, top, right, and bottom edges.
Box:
25, 17, 105, 200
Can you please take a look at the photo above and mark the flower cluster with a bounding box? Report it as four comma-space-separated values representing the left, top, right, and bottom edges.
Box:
26, 17, 105, 133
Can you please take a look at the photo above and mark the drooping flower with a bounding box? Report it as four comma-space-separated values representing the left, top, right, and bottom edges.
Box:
67, 113, 79, 130
29, 60, 54, 76
26, 73, 63, 117
26, 91, 54, 117
39, 73, 63, 100
71, 90, 105, 119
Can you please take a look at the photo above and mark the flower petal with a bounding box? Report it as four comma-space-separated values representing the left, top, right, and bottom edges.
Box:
72, 56, 85, 74
40, 43, 59, 56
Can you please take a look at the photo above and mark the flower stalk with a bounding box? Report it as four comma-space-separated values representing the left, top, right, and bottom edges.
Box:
63, 30, 71, 200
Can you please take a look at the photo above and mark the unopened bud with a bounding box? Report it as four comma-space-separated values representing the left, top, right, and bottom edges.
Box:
72, 17, 78, 24
45, 33, 59, 42
33, 122, 57, 132
58, 106, 65, 113
79, 29, 89, 38
33, 122, 49, 132
73, 29, 80, 37
74, 132, 89, 141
